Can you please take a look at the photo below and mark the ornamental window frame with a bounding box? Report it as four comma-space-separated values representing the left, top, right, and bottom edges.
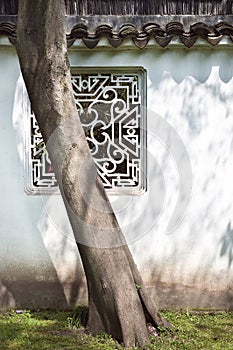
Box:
24, 66, 147, 195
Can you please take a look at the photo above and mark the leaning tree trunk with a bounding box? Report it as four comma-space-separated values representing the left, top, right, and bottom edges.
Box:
15, 0, 170, 347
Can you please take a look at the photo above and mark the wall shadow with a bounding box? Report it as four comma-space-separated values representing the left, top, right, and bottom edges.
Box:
0, 73, 87, 310
220, 222, 233, 268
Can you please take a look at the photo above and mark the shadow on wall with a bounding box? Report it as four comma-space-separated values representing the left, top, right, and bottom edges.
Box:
1, 280, 66, 310
0, 74, 87, 310
139, 49, 233, 310
144, 253, 233, 310
220, 222, 233, 268
37, 194, 88, 307
6, 48, 233, 310
0, 281, 16, 309
148, 49, 233, 87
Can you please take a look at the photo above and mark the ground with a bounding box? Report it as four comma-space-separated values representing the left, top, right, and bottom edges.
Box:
0, 308, 233, 349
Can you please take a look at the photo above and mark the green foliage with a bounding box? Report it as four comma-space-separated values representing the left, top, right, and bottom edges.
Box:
67, 305, 88, 329
0, 309, 233, 349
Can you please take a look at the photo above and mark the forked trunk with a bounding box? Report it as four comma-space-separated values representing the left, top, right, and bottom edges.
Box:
15, 0, 170, 347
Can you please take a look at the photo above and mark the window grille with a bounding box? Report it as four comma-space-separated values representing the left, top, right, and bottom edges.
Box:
25, 67, 147, 195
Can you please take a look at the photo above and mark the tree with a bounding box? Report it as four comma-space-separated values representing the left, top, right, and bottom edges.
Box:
15, 0, 170, 347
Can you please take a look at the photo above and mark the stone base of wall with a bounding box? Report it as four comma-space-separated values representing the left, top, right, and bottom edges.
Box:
151, 283, 233, 310
1, 279, 232, 311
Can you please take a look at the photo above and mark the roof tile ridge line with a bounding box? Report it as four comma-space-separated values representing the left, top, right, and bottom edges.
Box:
1, 19, 233, 48
67, 20, 233, 48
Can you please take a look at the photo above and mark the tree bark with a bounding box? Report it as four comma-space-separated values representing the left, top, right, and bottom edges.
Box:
15, 0, 170, 347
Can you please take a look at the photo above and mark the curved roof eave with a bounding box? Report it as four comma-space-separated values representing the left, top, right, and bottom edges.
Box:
1, 14, 233, 49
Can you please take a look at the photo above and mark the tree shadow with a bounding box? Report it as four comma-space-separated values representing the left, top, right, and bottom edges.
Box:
0, 308, 87, 349
220, 222, 233, 268
0, 73, 87, 311
31, 306, 88, 326
5, 44, 233, 312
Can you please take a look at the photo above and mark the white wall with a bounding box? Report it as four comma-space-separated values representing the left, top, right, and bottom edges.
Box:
1, 39, 233, 309
0, 43, 86, 309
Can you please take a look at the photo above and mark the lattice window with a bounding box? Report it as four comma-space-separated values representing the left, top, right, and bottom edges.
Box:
25, 67, 147, 195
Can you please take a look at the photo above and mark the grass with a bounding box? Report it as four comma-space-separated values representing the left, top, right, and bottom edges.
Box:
0, 308, 233, 349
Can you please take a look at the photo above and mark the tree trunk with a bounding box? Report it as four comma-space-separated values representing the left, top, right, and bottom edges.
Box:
15, 0, 170, 347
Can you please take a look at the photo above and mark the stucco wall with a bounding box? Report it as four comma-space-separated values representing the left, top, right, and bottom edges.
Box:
1, 37, 233, 309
